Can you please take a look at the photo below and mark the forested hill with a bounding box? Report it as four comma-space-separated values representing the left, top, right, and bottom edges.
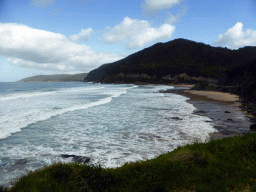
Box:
84, 38, 256, 85
18, 73, 88, 82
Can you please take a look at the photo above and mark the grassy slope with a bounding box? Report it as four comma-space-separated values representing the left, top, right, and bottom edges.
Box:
4, 133, 256, 192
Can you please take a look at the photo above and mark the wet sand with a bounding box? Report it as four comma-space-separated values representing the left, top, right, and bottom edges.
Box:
161, 87, 252, 140
184, 90, 239, 102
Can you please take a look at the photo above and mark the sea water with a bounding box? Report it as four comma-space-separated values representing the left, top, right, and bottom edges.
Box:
0, 82, 217, 186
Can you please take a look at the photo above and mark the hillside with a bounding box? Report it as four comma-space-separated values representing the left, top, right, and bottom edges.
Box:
18, 73, 88, 82
84, 38, 256, 85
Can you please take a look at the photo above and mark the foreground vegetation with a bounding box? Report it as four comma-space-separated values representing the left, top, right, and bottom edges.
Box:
2, 133, 256, 192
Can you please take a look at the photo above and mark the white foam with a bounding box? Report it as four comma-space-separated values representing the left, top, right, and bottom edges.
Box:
161, 93, 218, 141
0, 86, 129, 140
58, 86, 105, 93
0, 91, 57, 101
0, 86, 106, 102
0, 84, 220, 186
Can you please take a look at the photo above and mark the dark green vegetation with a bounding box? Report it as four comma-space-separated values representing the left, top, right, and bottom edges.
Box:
4, 133, 256, 191
18, 73, 88, 82
84, 38, 256, 86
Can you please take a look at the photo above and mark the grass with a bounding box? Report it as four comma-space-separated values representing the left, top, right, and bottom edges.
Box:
3, 133, 256, 192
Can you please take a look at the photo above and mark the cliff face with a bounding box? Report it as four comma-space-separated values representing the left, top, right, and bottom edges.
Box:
18, 73, 88, 82
84, 38, 256, 85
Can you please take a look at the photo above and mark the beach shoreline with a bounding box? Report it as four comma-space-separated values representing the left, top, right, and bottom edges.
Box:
161, 86, 253, 140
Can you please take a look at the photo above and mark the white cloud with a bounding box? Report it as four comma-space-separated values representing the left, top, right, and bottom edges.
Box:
165, 5, 188, 24
0, 23, 122, 72
70, 28, 94, 42
142, 0, 183, 14
31, 0, 55, 7
102, 17, 175, 49
214, 22, 256, 49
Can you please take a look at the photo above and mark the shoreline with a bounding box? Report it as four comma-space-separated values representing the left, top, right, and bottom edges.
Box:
161, 86, 252, 140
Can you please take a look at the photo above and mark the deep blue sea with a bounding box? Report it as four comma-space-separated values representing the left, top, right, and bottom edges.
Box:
0, 82, 217, 186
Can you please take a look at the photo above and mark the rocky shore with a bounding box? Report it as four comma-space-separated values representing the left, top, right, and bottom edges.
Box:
161, 87, 253, 140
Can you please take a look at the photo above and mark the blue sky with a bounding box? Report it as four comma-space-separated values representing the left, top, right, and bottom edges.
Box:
0, 0, 256, 82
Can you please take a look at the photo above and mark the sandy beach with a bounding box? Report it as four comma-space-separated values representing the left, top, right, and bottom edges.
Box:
184, 90, 239, 102
161, 87, 253, 140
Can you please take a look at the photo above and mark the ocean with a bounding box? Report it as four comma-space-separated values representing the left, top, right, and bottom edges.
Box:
0, 82, 217, 186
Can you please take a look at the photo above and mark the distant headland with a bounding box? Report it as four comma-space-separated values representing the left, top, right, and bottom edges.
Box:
17, 73, 88, 82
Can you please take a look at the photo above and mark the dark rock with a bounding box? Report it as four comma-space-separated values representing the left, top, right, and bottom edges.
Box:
60, 154, 90, 163
205, 120, 212, 123
171, 117, 182, 120
72, 156, 90, 163
13, 159, 29, 166
226, 118, 234, 122
224, 111, 231, 113
220, 130, 236, 135
60, 154, 76, 158
165, 117, 183, 120
214, 125, 224, 128
194, 111, 207, 114
250, 124, 256, 131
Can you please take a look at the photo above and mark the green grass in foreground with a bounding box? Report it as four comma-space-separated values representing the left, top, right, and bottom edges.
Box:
3, 133, 256, 192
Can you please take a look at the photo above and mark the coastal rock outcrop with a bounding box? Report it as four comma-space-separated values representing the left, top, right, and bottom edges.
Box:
60, 154, 90, 163
173, 73, 191, 83
171, 117, 183, 120
165, 117, 183, 120
250, 124, 256, 131
162, 74, 172, 80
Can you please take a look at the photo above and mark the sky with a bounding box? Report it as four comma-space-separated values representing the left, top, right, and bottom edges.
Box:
0, 0, 256, 82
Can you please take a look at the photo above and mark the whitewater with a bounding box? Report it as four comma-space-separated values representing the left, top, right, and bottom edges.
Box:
0, 82, 217, 186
